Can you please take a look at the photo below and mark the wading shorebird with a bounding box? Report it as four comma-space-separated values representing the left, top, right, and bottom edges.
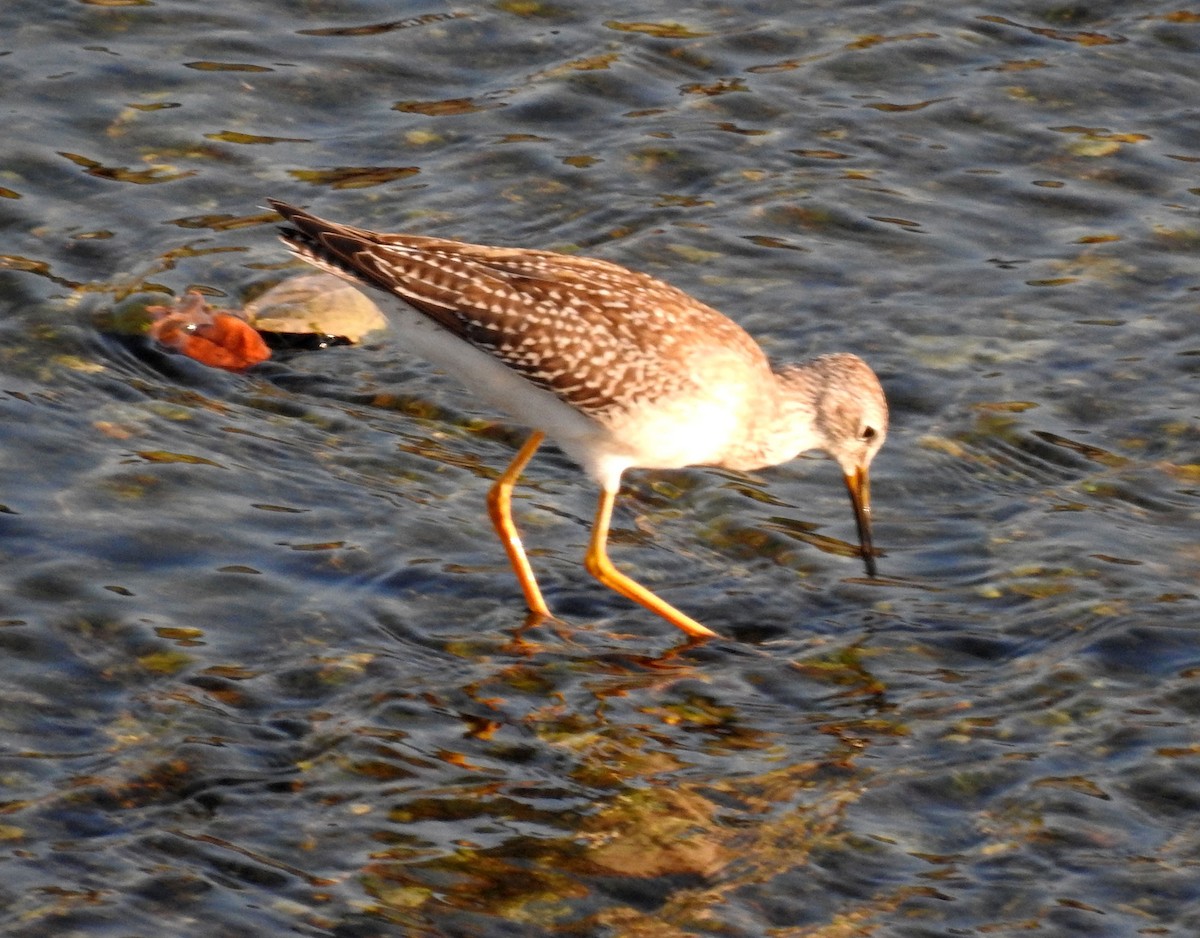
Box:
269, 199, 887, 639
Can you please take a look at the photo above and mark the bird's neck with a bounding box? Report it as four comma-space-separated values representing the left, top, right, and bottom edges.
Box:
716, 363, 824, 472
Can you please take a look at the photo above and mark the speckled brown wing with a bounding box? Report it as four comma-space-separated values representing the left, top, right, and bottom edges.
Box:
270, 200, 768, 417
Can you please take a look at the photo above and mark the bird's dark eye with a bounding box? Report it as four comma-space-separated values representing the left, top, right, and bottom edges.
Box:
859, 426, 877, 443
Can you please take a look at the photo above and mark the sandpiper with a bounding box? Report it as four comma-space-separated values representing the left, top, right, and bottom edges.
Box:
269, 199, 887, 639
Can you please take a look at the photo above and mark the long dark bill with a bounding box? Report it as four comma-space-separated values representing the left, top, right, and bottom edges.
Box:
843, 466, 876, 577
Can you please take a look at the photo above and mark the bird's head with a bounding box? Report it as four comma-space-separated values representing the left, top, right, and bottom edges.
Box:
783, 353, 887, 576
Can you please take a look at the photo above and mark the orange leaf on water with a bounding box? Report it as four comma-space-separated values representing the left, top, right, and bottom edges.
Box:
148, 292, 271, 371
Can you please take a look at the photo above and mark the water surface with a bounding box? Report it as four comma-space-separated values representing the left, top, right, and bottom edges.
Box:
1, 1, 1198, 935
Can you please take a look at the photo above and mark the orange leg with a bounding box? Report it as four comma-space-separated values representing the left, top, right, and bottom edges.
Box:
583, 487, 719, 640
486, 431, 551, 618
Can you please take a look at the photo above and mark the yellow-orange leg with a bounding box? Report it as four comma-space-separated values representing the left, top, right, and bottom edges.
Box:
583, 487, 719, 640
486, 431, 550, 618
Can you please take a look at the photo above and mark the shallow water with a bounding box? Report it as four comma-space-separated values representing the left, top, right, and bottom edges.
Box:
1, 1, 1198, 935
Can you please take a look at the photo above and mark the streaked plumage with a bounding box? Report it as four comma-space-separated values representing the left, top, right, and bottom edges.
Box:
269, 199, 887, 639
